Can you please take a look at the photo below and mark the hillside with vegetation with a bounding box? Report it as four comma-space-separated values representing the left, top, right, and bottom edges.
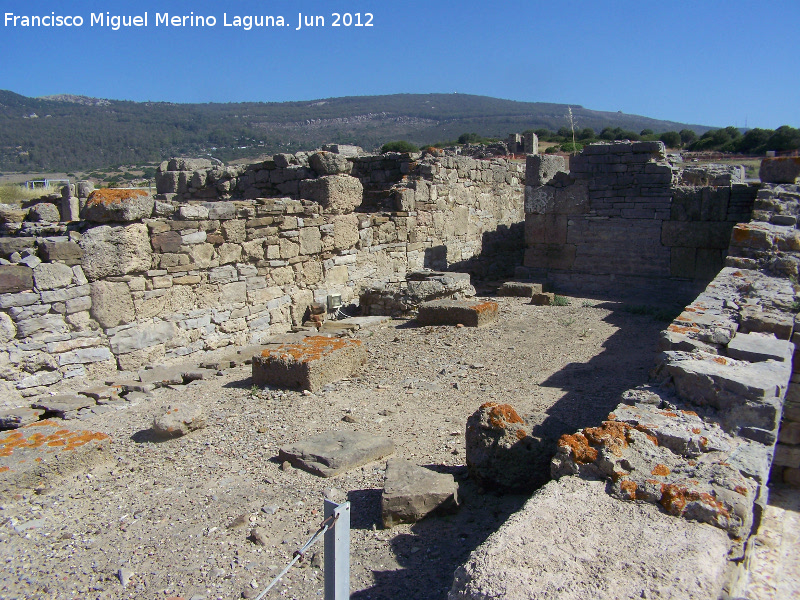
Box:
1, 90, 716, 173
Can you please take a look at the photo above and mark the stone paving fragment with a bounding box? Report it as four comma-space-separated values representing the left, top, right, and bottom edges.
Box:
726, 332, 794, 363
31, 395, 97, 419
0, 419, 111, 497
138, 365, 191, 387
381, 458, 459, 527
529, 292, 554, 306
252, 335, 366, 391
497, 281, 544, 297
278, 430, 394, 477
152, 404, 206, 437
416, 299, 498, 327
0, 407, 44, 429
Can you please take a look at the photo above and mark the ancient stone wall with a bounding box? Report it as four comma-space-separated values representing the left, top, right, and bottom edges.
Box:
0, 151, 524, 404
520, 142, 756, 301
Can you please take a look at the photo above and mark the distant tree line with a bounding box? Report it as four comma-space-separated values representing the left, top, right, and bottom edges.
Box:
530, 125, 800, 154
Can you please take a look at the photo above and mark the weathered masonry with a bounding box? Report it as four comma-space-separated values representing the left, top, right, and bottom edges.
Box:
0, 150, 524, 403
519, 142, 755, 301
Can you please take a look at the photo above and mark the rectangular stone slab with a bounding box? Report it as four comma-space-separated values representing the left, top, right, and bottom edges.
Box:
498, 281, 544, 297
252, 335, 366, 392
0, 420, 111, 498
726, 332, 794, 363
416, 299, 498, 327
31, 395, 97, 418
382, 458, 458, 527
279, 430, 394, 477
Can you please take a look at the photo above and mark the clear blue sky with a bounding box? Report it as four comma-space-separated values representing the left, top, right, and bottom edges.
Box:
1, 0, 797, 129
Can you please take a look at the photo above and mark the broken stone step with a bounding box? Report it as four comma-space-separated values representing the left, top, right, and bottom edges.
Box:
381, 458, 459, 528
0, 407, 45, 429
497, 281, 545, 297
252, 336, 367, 392
416, 299, 498, 327
31, 395, 97, 418
0, 419, 112, 498
726, 332, 794, 363
278, 430, 394, 477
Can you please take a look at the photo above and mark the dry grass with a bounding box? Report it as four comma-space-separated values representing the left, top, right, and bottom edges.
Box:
0, 184, 60, 206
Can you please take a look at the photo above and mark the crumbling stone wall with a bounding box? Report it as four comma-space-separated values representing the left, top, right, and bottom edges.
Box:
0, 151, 523, 403
520, 142, 756, 301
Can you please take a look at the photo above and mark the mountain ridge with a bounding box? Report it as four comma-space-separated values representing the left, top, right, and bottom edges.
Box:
0, 90, 714, 172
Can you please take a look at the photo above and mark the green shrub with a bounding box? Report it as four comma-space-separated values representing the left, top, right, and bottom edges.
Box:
553, 295, 570, 306
560, 142, 583, 153
380, 140, 419, 153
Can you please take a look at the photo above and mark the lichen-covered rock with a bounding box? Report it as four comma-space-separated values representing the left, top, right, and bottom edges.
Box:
90, 281, 135, 328
81, 189, 154, 223
466, 402, 555, 493
152, 404, 206, 437
78, 223, 152, 281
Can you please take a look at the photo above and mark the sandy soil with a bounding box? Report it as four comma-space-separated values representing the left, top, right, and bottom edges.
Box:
0, 294, 670, 600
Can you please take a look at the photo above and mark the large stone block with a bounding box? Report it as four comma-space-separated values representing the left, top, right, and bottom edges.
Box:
252, 335, 366, 392
0, 420, 112, 497
759, 157, 800, 184
90, 281, 135, 328
38, 240, 83, 265
382, 459, 459, 527
309, 151, 352, 175
79, 223, 153, 281
33, 262, 74, 291
525, 154, 567, 187
299, 175, 363, 214
416, 300, 498, 327
109, 321, 176, 355
448, 477, 731, 600
0, 266, 33, 294
81, 189, 154, 223
661, 221, 734, 249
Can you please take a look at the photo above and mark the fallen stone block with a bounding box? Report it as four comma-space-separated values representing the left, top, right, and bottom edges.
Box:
382, 458, 459, 528
529, 292, 555, 306
31, 395, 97, 419
497, 281, 544, 297
416, 300, 498, 327
278, 430, 394, 477
0, 420, 112, 498
739, 307, 794, 340
466, 402, 555, 493
0, 407, 44, 429
152, 404, 206, 437
138, 366, 190, 387
252, 336, 366, 392
727, 332, 794, 363
448, 477, 731, 600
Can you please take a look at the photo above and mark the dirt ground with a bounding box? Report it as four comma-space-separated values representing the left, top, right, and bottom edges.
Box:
0, 294, 671, 600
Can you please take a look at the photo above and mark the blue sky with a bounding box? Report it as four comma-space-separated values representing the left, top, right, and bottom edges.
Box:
1, 0, 797, 129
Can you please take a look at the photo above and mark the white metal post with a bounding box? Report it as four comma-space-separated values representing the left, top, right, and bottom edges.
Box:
323, 499, 350, 600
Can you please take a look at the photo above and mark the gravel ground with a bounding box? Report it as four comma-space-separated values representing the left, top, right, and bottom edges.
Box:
0, 295, 669, 600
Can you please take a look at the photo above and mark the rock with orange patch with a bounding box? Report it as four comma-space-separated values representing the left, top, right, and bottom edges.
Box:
416, 299, 498, 327
466, 403, 555, 493
82, 188, 154, 223
152, 404, 206, 438
0, 420, 111, 498
252, 335, 367, 392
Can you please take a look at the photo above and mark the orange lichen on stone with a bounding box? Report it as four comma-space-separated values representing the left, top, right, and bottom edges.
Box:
734, 486, 748, 496
619, 480, 637, 499
712, 357, 728, 365
481, 403, 524, 429
667, 323, 701, 334
659, 411, 678, 417
633, 425, 659, 446
515, 429, 527, 440
473, 301, 498, 315
0, 466, 9, 473
607, 413, 617, 421
651, 464, 671, 477
262, 336, 362, 364
583, 421, 631, 456
0, 421, 109, 458
557, 433, 598, 464
659, 484, 730, 519
86, 188, 148, 207
692, 428, 702, 434
681, 410, 698, 416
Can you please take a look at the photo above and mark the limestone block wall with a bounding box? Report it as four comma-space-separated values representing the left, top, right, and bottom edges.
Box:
0, 151, 523, 404
520, 142, 756, 300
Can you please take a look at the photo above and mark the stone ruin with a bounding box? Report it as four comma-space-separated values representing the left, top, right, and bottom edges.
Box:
2, 139, 800, 599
